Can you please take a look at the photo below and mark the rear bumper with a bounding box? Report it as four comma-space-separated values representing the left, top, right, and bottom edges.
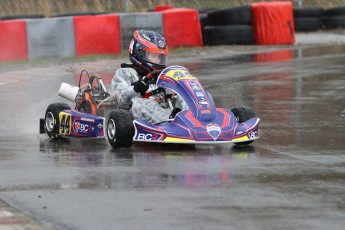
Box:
39, 118, 46, 134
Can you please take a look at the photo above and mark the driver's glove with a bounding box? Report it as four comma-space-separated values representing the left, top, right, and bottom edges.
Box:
132, 80, 149, 95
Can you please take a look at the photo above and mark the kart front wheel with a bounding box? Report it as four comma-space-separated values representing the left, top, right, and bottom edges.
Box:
232, 105, 256, 146
106, 109, 135, 148
45, 103, 71, 139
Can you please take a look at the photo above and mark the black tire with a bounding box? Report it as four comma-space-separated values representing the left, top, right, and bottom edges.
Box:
324, 6, 345, 17
322, 16, 345, 29
203, 25, 254, 46
199, 13, 210, 28
231, 105, 256, 145
0, 14, 44, 20
293, 7, 324, 18
207, 5, 251, 26
294, 17, 321, 32
198, 7, 218, 14
45, 103, 71, 140
106, 110, 135, 148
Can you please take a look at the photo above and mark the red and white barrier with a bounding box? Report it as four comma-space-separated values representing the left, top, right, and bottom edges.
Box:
0, 20, 28, 62
153, 5, 173, 12
74, 14, 121, 56
26, 17, 76, 59
0, 5, 298, 63
251, 1, 295, 45
163, 8, 203, 47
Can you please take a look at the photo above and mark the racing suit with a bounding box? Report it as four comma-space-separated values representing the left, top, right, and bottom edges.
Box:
110, 66, 171, 124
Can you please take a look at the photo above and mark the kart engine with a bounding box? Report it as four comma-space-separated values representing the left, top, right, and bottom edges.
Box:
58, 71, 116, 116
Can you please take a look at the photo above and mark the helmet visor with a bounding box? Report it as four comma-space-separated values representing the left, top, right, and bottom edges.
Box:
138, 48, 167, 66
135, 44, 167, 66
146, 52, 167, 65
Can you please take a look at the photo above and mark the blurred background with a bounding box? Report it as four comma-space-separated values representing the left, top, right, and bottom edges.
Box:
0, 0, 344, 17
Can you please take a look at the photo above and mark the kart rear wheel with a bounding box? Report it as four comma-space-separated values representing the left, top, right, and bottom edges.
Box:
232, 105, 256, 145
106, 109, 135, 148
45, 103, 71, 139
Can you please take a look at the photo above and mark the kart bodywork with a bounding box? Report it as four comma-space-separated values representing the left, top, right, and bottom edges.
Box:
53, 110, 104, 138
40, 66, 260, 148
132, 66, 260, 144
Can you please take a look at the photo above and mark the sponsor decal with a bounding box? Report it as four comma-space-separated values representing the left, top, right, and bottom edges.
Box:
74, 121, 80, 133
129, 40, 134, 54
236, 131, 243, 135
199, 97, 208, 105
135, 125, 165, 141
136, 133, 162, 141
173, 71, 185, 79
81, 117, 95, 122
192, 85, 201, 90
201, 110, 211, 114
248, 130, 259, 139
168, 70, 194, 81
157, 39, 165, 48
59, 113, 71, 135
74, 121, 91, 134
189, 82, 198, 87
206, 124, 221, 140
195, 91, 205, 97
142, 33, 151, 41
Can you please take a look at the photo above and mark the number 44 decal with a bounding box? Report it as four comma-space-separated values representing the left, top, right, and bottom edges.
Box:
59, 112, 71, 135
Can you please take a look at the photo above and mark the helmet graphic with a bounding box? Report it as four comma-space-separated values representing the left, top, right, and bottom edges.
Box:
129, 30, 168, 75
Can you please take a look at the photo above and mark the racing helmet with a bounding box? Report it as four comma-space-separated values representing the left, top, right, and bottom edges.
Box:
129, 30, 168, 75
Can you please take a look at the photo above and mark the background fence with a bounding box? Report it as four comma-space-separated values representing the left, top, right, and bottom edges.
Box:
1, 0, 345, 17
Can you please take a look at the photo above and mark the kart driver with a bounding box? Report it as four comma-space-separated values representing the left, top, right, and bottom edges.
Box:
111, 30, 184, 123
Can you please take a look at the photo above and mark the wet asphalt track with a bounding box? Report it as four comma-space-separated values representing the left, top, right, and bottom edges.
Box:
0, 44, 345, 230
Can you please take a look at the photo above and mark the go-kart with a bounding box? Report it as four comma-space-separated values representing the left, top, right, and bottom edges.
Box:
40, 66, 260, 148
40, 70, 114, 140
